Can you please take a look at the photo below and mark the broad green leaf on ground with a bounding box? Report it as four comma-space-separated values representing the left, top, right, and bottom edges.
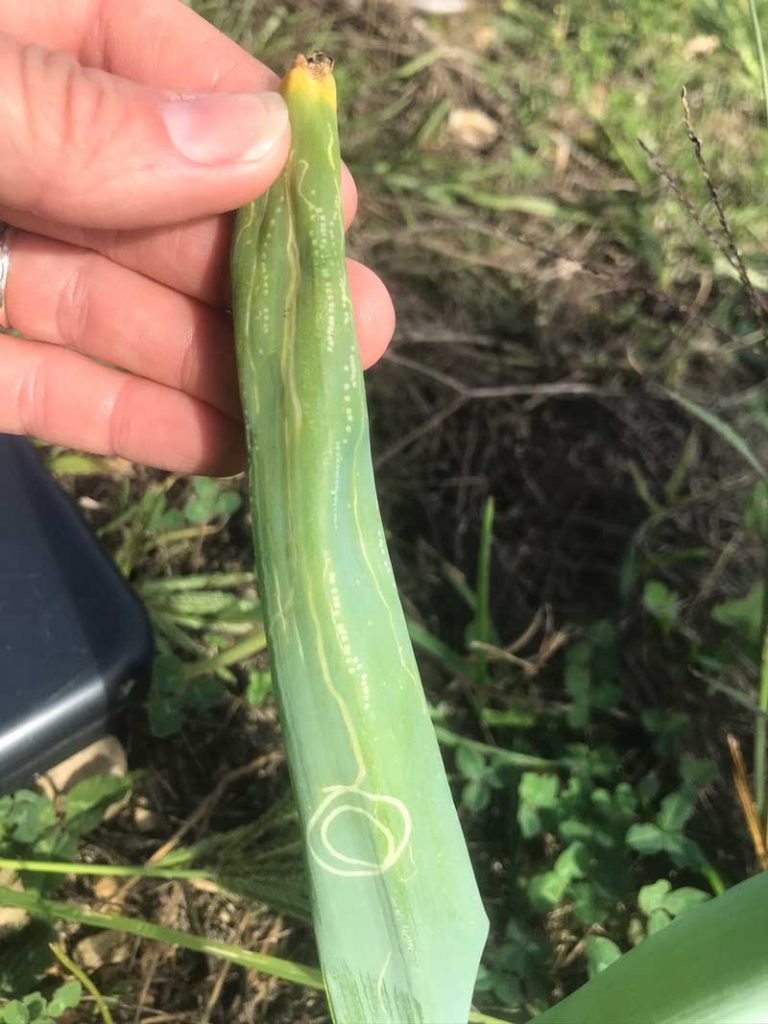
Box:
532, 870, 768, 1024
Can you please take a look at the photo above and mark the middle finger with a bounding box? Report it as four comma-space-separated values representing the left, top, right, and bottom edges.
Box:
0, 168, 358, 308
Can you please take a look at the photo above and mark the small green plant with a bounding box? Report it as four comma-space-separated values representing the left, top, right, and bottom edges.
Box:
183, 476, 242, 525
710, 581, 764, 647
583, 935, 622, 978
474, 919, 549, 1017
245, 668, 273, 706
138, 571, 266, 677
0, 982, 81, 1024
455, 745, 506, 814
148, 650, 227, 737
563, 621, 621, 727
0, 779, 130, 1001
642, 579, 680, 635
641, 709, 691, 758
631, 878, 710, 938
626, 793, 701, 865
0, 779, 131, 876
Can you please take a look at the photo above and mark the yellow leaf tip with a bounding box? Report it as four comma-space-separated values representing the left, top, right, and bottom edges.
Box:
292, 51, 335, 79
281, 51, 337, 108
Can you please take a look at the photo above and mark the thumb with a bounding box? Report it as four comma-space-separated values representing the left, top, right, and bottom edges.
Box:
0, 32, 290, 229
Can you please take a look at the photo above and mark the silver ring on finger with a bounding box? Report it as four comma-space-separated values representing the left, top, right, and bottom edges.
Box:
0, 222, 14, 331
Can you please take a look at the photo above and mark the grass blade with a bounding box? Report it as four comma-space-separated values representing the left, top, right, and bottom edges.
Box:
0, 888, 508, 1024
749, 0, 768, 125
668, 391, 767, 480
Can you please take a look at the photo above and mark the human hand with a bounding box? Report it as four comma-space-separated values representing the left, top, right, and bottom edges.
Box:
0, 0, 395, 475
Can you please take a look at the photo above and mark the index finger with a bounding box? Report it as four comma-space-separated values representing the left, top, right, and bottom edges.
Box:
1, 0, 278, 93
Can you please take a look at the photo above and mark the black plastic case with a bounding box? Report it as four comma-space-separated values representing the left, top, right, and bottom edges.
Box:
0, 436, 152, 793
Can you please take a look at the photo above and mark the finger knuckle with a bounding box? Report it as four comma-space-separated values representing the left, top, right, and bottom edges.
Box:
15, 353, 48, 438
15, 42, 115, 205
107, 374, 139, 458
56, 254, 96, 350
